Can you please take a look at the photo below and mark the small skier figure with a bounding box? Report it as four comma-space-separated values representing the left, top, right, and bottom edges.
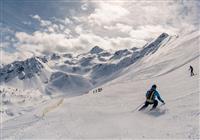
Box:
139, 84, 165, 111
189, 65, 195, 76
93, 88, 103, 94
98, 88, 102, 92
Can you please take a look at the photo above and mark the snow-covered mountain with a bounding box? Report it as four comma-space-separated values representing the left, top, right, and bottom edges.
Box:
1, 30, 199, 139
0, 32, 170, 95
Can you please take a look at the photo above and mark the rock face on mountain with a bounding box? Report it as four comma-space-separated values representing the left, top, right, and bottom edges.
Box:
90, 46, 104, 54
0, 57, 44, 82
47, 71, 92, 95
140, 32, 169, 56
0, 33, 171, 95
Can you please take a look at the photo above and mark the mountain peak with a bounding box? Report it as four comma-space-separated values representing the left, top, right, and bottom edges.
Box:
90, 46, 104, 54
0, 57, 44, 82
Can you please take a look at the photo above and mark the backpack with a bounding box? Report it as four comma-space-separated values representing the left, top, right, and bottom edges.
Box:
146, 89, 155, 103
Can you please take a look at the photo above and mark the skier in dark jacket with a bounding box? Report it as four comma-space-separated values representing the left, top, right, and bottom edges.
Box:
189, 65, 195, 76
139, 84, 165, 111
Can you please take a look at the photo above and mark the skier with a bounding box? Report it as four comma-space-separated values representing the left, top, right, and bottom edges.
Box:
139, 84, 165, 111
189, 65, 195, 76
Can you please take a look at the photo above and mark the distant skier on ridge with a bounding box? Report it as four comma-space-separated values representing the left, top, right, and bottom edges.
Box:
189, 65, 195, 76
138, 84, 165, 111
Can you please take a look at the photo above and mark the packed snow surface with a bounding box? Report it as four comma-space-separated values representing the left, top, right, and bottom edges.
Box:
0, 31, 199, 139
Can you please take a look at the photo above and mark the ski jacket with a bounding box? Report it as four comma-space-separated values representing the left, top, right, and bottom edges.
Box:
146, 89, 164, 103
189, 66, 193, 71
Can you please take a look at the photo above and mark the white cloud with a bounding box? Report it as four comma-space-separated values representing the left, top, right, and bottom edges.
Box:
87, 1, 198, 28
31, 14, 52, 27
47, 26, 55, 33
31, 15, 41, 21
15, 29, 147, 55
72, 16, 82, 23
88, 2, 129, 26
52, 17, 72, 25
15, 31, 73, 53
129, 25, 179, 41
4, 0, 199, 58
59, 24, 64, 30
30, 15, 73, 37
40, 20, 52, 27
64, 28, 71, 36
109, 37, 146, 50
64, 18, 72, 25
75, 25, 83, 34
22, 21, 32, 25
81, 3, 88, 11
104, 23, 133, 33
0, 47, 35, 65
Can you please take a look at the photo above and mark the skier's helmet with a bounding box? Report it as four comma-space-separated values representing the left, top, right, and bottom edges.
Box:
152, 84, 157, 89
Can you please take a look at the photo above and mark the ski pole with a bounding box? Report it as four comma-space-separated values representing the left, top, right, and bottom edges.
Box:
132, 102, 144, 112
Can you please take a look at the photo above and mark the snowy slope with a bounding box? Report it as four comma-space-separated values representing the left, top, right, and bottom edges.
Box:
0, 86, 50, 122
1, 30, 199, 139
107, 30, 199, 84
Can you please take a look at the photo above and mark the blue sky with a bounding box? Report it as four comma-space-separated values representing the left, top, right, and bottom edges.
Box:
0, 0, 199, 63
1, 0, 86, 32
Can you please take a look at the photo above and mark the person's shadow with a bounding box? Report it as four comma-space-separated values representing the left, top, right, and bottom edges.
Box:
147, 108, 168, 117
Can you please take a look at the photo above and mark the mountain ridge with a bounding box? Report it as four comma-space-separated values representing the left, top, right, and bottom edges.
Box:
0, 32, 170, 95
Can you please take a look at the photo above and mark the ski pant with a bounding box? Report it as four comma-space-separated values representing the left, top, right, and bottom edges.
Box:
139, 100, 158, 111
191, 70, 194, 76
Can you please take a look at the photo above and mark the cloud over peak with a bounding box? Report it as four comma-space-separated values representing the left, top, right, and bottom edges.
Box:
1, 0, 199, 63
88, 2, 129, 26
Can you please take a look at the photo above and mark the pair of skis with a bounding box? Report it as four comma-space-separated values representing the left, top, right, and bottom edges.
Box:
132, 103, 165, 113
